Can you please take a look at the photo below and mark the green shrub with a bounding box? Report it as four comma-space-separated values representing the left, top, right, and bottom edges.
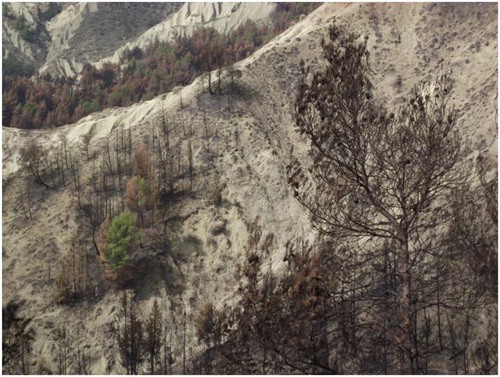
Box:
2, 54, 35, 77
105, 210, 138, 270
3, 3, 13, 19
14, 14, 37, 43
38, 3, 61, 22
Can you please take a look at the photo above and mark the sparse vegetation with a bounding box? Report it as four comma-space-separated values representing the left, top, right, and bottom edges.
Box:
13, 14, 37, 42
144, 300, 164, 374
20, 140, 50, 188
2, 3, 496, 376
112, 291, 144, 374
2, 301, 35, 374
55, 239, 91, 304
2, 54, 35, 78
2, 3, 322, 129
207, 173, 224, 206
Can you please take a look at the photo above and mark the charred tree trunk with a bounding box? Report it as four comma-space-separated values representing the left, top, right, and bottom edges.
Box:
398, 233, 413, 374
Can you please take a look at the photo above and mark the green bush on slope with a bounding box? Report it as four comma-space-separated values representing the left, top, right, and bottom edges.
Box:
105, 210, 138, 270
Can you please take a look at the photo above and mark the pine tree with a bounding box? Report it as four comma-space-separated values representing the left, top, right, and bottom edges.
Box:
144, 300, 163, 374
105, 211, 138, 270
20, 140, 50, 188
289, 23, 467, 374
113, 291, 144, 375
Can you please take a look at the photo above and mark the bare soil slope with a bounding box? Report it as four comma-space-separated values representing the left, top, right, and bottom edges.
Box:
2, 3, 181, 76
2, 3, 497, 374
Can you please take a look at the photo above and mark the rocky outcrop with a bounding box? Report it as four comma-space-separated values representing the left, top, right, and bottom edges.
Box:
2, 2, 54, 69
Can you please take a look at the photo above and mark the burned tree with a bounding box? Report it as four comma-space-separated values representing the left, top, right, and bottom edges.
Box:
20, 140, 50, 188
144, 300, 163, 374
55, 326, 71, 375
55, 238, 92, 304
125, 176, 154, 228
289, 24, 467, 374
112, 291, 144, 375
2, 301, 35, 374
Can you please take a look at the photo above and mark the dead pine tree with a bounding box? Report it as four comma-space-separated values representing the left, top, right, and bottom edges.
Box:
20, 181, 33, 220
144, 300, 163, 374
61, 135, 71, 173
155, 106, 176, 196
20, 140, 50, 188
70, 158, 83, 209
100, 158, 110, 221
2, 301, 35, 375
114, 131, 123, 200
127, 128, 133, 177
76, 337, 91, 375
161, 320, 174, 375
112, 291, 144, 375
187, 139, 194, 195
153, 128, 162, 196
177, 298, 187, 375
156, 139, 168, 196
172, 87, 187, 138
54, 143, 66, 186
176, 143, 182, 185
55, 326, 71, 375
289, 23, 467, 374
104, 138, 115, 192
81, 134, 92, 160
195, 93, 209, 138
179, 110, 186, 139
159, 105, 170, 150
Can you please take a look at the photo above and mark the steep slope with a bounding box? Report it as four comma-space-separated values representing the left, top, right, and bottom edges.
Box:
3, 2, 277, 78
2, 3, 497, 374
3, 3, 181, 76
2, 2, 56, 72
39, 2, 182, 77
94, 2, 277, 69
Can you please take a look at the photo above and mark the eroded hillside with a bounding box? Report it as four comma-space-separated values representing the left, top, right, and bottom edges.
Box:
2, 2, 279, 78
2, 3, 497, 374
2, 3, 182, 77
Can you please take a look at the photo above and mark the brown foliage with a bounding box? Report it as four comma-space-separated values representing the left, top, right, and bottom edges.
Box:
195, 303, 225, 349
125, 176, 150, 227
207, 173, 224, 206
133, 145, 154, 183
3, 6, 320, 130
96, 217, 110, 261
129, 144, 158, 225
211, 236, 338, 374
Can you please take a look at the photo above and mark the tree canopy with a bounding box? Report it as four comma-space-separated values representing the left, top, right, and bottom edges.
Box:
105, 211, 138, 270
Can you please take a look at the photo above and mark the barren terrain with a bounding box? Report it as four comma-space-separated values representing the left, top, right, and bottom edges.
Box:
2, 2, 497, 374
